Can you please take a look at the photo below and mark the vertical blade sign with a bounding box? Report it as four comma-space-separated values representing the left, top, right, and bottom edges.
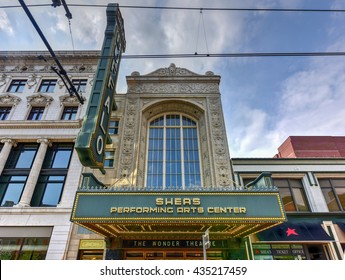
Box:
75, 3, 126, 173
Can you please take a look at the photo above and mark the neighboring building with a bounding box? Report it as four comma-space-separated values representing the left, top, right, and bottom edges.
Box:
275, 136, 345, 158
0, 50, 99, 259
232, 137, 345, 260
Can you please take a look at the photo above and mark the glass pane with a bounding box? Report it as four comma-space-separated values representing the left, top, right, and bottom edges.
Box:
335, 188, 345, 209
321, 188, 340, 211
292, 188, 309, 211
289, 179, 303, 188
278, 188, 296, 211
273, 179, 289, 187
1, 183, 25, 206
331, 179, 345, 187
52, 150, 72, 168
41, 183, 63, 206
16, 149, 36, 168
318, 179, 331, 187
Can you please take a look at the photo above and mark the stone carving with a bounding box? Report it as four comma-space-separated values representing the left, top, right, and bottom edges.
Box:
0, 93, 21, 106
27, 74, 38, 89
59, 94, 80, 106
27, 93, 53, 107
116, 98, 139, 185
0, 74, 8, 88
69, 64, 93, 73
208, 97, 232, 187
144, 63, 202, 77
128, 82, 219, 94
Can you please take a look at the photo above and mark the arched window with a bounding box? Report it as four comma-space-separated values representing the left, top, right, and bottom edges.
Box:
146, 114, 201, 189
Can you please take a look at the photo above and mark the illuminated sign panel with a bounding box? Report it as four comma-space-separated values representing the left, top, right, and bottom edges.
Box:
75, 3, 125, 173
71, 192, 286, 223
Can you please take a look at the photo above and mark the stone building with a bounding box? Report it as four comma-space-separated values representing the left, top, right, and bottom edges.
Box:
0, 50, 98, 259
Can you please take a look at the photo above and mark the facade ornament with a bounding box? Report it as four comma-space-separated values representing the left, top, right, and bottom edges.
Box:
59, 94, 80, 107
27, 74, 38, 89
27, 93, 53, 107
0, 93, 21, 106
145, 63, 201, 77
0, 74, 8, 88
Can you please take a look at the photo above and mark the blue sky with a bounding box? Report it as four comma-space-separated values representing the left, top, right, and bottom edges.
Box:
1, 0, 345, 157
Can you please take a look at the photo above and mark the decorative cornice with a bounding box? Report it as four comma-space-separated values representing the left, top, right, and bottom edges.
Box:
0, 120, 83, 129
26, 93, 53, 106
142, 63, 204, 77
59, 94, 80, 105
0, 93, 21, 106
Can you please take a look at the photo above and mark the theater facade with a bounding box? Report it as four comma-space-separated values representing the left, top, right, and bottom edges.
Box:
68, 63, 288, 260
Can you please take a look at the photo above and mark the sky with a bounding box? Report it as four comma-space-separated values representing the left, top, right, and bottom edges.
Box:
1, 0, 345, 158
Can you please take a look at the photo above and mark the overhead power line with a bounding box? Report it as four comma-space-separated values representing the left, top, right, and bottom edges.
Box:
5, 51, 345, 61
2, 3, 345, 13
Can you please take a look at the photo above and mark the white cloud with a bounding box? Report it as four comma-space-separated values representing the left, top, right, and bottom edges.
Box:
274, 56, 345, 138
0, 10, 14, 36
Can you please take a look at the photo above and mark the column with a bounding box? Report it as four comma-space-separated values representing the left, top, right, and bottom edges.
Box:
0, 138, 16, 175
17, 138, 50, 207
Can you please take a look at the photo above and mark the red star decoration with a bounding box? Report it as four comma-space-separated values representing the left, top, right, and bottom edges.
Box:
286, 227, 298, 237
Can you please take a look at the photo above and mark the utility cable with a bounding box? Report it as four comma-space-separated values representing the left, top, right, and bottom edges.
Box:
3, 4, 345, 13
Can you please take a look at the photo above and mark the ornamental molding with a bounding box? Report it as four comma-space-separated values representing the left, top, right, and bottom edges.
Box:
0, 93, 21, 106
0, 74, 9, 88
59, 94, 80, 106
144, 63, 203, 76
127, 82, 219, 94
0, 119, 83, 129
26, 93, 54, 106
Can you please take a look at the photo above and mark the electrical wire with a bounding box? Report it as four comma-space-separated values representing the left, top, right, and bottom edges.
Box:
2, 4, 345, 13
4, 51, 345, 61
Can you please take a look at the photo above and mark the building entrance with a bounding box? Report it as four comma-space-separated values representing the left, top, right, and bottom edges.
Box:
124, 249, 224, 260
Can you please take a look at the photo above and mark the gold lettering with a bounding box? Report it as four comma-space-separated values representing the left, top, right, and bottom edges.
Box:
198, 207, 204, 213
207, 207, 214, 213
177, 207, 183, 213
183, 198, 191, 205
165, 198, 174, 206
110, 207, 117, 213
193, 198, 201, 205
156, 198, 163, 206
175, 198, 182, 205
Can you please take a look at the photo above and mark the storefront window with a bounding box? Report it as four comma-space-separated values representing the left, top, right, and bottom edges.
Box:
0, 237, 49, 260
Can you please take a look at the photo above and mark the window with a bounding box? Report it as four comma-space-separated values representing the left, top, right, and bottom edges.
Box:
38, 79, 56, 93
27, 107, 44, 120
0, 144, 38, 207
273, 179, 310, 212
31, 143, 73, 207
0, 107, 11, 120
72, 79, 87, 92
7, 80, 26, 93
104, 150, 115, 168
0, 176, 27, 206
61, 106, 78, 120
109, 120, 119, 135
5, 143, 38, 169
146, 114, 201, 189
0, 237, 50, 260
319, 178, 345, 211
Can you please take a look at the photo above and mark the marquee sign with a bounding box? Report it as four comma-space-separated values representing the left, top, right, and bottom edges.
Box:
71, 191, 286, 223
75, 3, 126, 173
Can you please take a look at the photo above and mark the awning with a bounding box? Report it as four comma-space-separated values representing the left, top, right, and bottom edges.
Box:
256, 223, 333, 242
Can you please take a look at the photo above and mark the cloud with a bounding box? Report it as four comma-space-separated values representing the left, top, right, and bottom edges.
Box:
0, 10, 14, 36
273, 56, 345, 137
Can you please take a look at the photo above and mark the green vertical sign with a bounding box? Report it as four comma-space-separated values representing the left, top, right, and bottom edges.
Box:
75, 3, 126, 173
